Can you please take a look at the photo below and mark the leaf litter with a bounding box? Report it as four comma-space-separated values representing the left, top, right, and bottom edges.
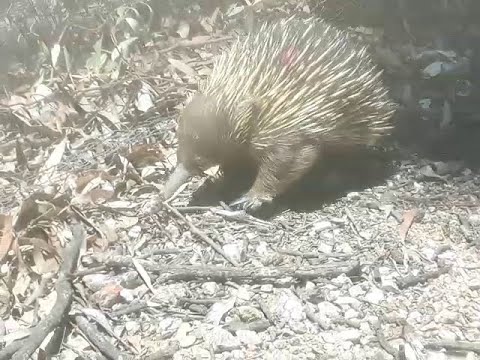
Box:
0, 0, 480, 359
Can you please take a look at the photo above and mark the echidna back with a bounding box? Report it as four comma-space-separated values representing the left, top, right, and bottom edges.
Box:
201, 18, 396, 150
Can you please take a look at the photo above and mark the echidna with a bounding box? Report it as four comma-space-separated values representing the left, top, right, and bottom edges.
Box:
163, 17, 397, 211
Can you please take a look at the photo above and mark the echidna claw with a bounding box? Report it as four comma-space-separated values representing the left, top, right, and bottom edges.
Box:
229, 194, 267, 213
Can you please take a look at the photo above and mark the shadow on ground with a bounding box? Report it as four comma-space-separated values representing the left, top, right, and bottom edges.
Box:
189, 146, 399, 219
392, 107, 480, 170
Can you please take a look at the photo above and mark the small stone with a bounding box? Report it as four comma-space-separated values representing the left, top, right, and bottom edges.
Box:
318, 243, 333, 253
338, 329, 361, 343
229, 349, 246, 360
237, 306, 265, 322
178, 335, 196, 348
438, 329, 457, 342
125, 321, 140, 334
466, 352, 477, 360
317, 301, 341, 318
236, 330, 261, 345
202, 325, 241, 351
426, 351, 448, 360
127, 225, 142, 239
202, 282, 219, 296
348, 284, 365, 297
175, 323, 197, 348
344, 309, 359, 319
347, 192, 361, 200
276, 291, 305, 322
223, 242, 244, 263
260, 284, 274, 293
434, 309, 458, 324
235, 286, 252, 301
305, 281, 316, 291
360, 322, 372, 334
337, 242, 354, 254
364, 287, 385, 305
312, 221, 332, 232
321, 332, 337, 344
335, 297, 362, 310
289, 320, 307, 334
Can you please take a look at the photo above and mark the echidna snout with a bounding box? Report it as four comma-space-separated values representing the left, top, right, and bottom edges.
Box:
163, 94, 227, 199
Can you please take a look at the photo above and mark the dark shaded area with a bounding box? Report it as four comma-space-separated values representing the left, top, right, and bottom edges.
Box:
189, 145, 399, 218
309, 0, 480, 170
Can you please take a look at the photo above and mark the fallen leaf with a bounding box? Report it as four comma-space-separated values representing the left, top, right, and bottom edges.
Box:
0, 214, 14, 262
168, 58, 197, 77
399, 209, 419, 242
177, 21, 190, 38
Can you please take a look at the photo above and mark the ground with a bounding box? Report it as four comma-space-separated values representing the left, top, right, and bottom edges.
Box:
0, 1, 480, 360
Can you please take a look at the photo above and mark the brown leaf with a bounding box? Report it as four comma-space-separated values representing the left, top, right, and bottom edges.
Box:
177, 21, 190, 38
76, 170, 116, 193
125, 143, 166, 168
399, 209, 418, 241
168, 58, 197, 77
0, 214, 14, 262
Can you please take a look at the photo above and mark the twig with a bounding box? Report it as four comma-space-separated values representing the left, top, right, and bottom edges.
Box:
164, 203, 239, 266
425, 339, 480, 354
143, 340, 181, 360
90, 255, 360, 285
374, 318, 401, 360
74, 315, 133, 360
397, 266, 451, 289
0, 221, 85, 360
159, 36, 233, 54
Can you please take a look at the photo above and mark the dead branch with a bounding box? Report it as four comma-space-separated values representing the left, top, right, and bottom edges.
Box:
0, 221, 85, 360
75, 315, 134, 360
425, 339, 480, 354
164, 203, 240, 266
86, 255, 361, 285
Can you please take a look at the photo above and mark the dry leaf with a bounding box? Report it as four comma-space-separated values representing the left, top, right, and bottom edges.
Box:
0, 214, 14, 262
177, 21, 190, 38
35, 138, 67, 187
399, 209, 419, 242
126, 143, 165, 167
168, 58, 197, 77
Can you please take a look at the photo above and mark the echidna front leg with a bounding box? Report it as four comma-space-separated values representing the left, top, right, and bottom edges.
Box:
231, 144, 319, 212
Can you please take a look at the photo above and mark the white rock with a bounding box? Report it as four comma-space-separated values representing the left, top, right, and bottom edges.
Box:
125, 321, 140, 333
338, 329, 361, 343
317, 301, 341, 318
318, 243, 333, 253
360, 322, 372, 334
235, 286, 252, 301
321, 332, 337, 344
202, 325, 241, 351
276, 291, 305, 322
434, 309, 458, 324
337, 242, 354, 254
223, 242, 244, 263
349, 285, 366, 297
202, 282, 219, 296
237, 306, 264, 322
229, 349, 246, 359
260, 284, 274, 293
335, 296, 362, 310
438, 329, 457, 342
236, 330, 261, 345
344, 309, 359, 320
364, 287, 385, 305
312, 221, 332, 232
